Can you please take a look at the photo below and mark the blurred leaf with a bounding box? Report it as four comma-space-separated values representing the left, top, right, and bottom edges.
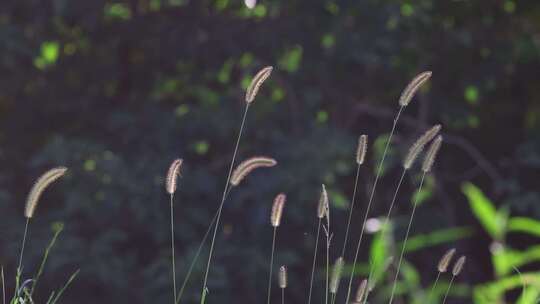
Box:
508, 217, 540, 238
462, 182, 504, 240
278, 45, 303, 73
474, 272, 540, 304
401, 226, 474, 253
493, 245, 540, 277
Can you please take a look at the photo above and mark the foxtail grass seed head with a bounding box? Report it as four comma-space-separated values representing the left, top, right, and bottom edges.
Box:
452, 256, 466, 276
244, 0, 256, 9
25, 167, 68, 218
271, 193, 286, 227
278, 265, 287, 289
245, 66, 273, 104
403, 124, 442, 169
165, 158, 183, 194
355, 279, 368, 303
317, 184, 329, 219
422, 135, 443, 173
356, 135, 368, 165
230, 156, 277, 187
329, 256, 344, 294
437, 248, 456, 273
398, 71, 432, 107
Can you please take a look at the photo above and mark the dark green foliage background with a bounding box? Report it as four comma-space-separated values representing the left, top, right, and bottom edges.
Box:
0, 0, 538, 303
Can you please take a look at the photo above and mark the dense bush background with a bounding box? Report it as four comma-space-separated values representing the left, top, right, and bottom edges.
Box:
0, 0, 538, 303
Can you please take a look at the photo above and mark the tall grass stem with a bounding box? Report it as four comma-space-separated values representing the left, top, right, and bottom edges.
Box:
388, 172, 426, 304
200, 104, 250, 303
307, 218, 322, 304
266, 227, 277, 304
17, 218, 30, 274
344, 106, 404, 304
170, 195, 177, 303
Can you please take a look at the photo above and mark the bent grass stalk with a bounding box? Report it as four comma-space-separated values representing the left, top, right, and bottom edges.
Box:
363, 125, 440, 302
200, 66, 273, 304
19, 167, 67, 278
388, 136, 443, 304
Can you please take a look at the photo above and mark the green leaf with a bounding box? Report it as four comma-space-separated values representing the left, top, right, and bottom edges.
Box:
492, 245, 540, 277
399, 226, 474, 253
462, 182, 503, 240
508, 217, 540, 238
473, 272, 540, 304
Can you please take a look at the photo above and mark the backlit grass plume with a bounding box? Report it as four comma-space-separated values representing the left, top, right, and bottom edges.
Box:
19, 166, 68, 275
354, 279, 368, 304
443, 256, 466, 304
267, 193, 287, 304
165, 158, 183, 303
245, 66, 273, 104
428, 248, 456, 301
345, 72, 433, 304
398, 71, 432, 107
230, 156, 277, 187
166, 159, 183, 195
25, 167, 67, 219
403, 124, 441, 170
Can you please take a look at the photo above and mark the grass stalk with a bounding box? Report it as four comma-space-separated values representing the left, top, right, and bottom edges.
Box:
266, 227, 277, 304
344, 106, 404, 304
170, 195, 177, 303
200, 104, 250, 303
441, 276, 455, 304
307, 218, 322, 304
388, 172, 426, 304
1, 266, 4, 304
281, 288, 285, 304
427, 272, 441, 303
17, 218, 30, 274
340, 164, 361, 258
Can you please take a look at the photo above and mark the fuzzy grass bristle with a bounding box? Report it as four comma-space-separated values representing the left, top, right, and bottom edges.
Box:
355, 279, 368, 303
398, 71, 432, 107
437, 248, 456, 273
317, 184, 328, 219
356, 135, 368, 165
25, 167, 68, 218
403, 124, 441, 169
230, 156, 277, 187
422, 135, 443, 173
245, 66, 273, 104
452, 256, 466, 276
166, 158, 183, 195
271, 193, 286, 227
329, 256, 344, 294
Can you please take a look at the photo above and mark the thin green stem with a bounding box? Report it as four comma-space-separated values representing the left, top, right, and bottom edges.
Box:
388, 172, 426, 304
30, 225, 63, 296
281, 288, 285, 304
200, 104, 250, 303
344, 106, 404, 304
170, 195, 177, 304
267, 227, 277, 304
365, 169, 407, 292
340, 164, 361, 258
441, 276, 455, 304
176, 190, 230, 304
307, 218, 322, 304
427, 272, 441, 303
17, 218, 30, 274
